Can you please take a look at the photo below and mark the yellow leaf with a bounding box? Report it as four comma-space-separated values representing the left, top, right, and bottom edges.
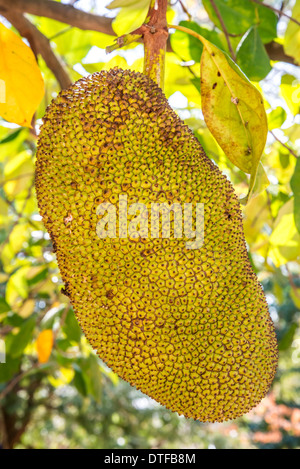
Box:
284, 0, 300, 65
36, 329, 54, 364
3, 150, 34, 197
200, 40, 268, 176
0, 22, 44, 127
108, 0, 150, 36
268, 199, 300, 266
48, 367, 74, 387
19, 299, 35, 318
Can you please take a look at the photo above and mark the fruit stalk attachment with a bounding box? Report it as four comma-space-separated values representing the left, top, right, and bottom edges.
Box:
106, 0, 168, 90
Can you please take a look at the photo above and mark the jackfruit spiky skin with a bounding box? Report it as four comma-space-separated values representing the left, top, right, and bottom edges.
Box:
35, 68, 278, 422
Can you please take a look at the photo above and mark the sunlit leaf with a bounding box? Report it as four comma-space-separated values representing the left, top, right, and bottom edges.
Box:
267, 106, 287, 130
5, 266, 31, 305
200, 39, 268, 189
280, 74, 300, 116
3, 150, 34, 197
108, 0, 150, 36
48, 367, 75, 387
268, 199, 300, 266
284, 0, 300, 65
18, 299, 35, 318
0, 22, 44, 127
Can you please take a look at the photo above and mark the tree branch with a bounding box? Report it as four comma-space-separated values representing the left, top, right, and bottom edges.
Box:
0, 0, 115, 35
143, 0, 169, 88
1, 9, 72, 89
0, 0, 297, 69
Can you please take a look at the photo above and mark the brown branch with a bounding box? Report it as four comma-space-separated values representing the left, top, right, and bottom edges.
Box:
0, 0, 297, 70
209, 0, 236, 60
1, 9, 72, 90
0, 0, 115, 35
143, 0, 169, 88
265, 41, 295, 65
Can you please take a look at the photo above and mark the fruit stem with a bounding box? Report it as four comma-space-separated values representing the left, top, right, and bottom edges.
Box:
143, 0, 168, 90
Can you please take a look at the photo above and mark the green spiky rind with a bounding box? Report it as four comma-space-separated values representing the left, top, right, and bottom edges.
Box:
35, 67, 278, 423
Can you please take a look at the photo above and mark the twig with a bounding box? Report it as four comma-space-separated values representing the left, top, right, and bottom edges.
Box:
249, 0, 300, 27
178, 0, 192, 21
2, 10, 72, 90
209, 0, 236, 60
270, 130, 298, 158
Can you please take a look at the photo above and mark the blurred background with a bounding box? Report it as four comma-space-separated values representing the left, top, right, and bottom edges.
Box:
0, 0, 300, 449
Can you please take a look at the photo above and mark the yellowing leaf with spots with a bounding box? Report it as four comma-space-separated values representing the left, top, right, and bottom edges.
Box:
200, 40, 268, 177
36, 329, 54, 364
0, 22, 44, 127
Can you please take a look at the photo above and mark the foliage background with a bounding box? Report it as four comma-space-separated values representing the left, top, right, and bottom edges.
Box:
0, 0, 300, 449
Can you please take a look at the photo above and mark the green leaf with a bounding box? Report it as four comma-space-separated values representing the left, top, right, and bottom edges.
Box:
0, 355, 21, 383
278, 323, 298, 351
200, 39, 268, 179
202, 0, 255, 36
7, 314, 36, 358
236, 27, 272, 82
249, 162, 270, 200
255, 6, 277, 44
108, 0, 150, 36
170, 21, 223, 62
63, 308, 82, 343
290, 157, 300, 234
267, 106, 287, 130
0, 296, 11, 314
0, 128, 23, 145
27, 267, 48, 287
80, 354, 102, 403
72, 367, 87, 397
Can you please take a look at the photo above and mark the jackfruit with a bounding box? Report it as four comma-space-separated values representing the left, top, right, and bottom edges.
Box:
35, 68, 278, 422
